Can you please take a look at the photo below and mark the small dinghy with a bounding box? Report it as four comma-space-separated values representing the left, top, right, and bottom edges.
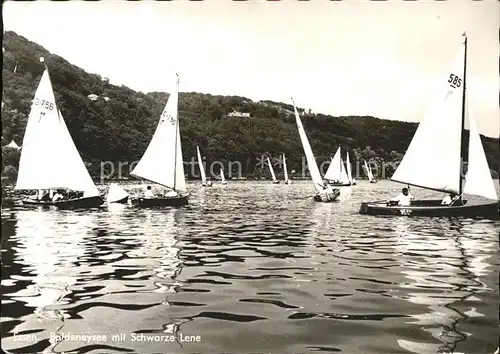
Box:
359, 33, 499, 219
324, 147, 356, 186
130, 74, 188, 207
292, 98, 339, 202
283, 154, 292, 185
267, 157, 280, 184
220, 168, 227, 185
14, 58, 103, 209
197, 146, 212, 187
363, 160, 378, 183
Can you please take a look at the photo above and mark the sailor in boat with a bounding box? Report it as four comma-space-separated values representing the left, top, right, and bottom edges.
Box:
387, 187, 413, 206
52, 189, 65, 202
441, 193, 458, 206
144, 186, 155, 199
164, 189, 179, 198
35, 190, 51, 201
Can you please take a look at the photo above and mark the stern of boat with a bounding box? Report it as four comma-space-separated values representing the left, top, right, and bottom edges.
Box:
314, 188, 340, 202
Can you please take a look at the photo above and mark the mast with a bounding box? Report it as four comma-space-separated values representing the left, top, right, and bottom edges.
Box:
339, 147, 342, 182
173, 73, 179, 191
458, 33, 467, 200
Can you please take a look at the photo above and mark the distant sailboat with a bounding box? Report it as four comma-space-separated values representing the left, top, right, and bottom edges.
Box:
268, 157, 280, 184
292, 98, 339, 202
360, 34, 499, 218
197, 146, 212, 187
106, 182, 129, 204
363, 160, 378, 183
324, 147, 352, 186
283, 153, 292, 185
130, 74, 188, 207
345, 151, 356, 185
220, 168, 227, 185
15, 58, 103, 209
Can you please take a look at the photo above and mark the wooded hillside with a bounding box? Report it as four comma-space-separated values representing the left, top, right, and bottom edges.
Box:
2, 31, 498, 181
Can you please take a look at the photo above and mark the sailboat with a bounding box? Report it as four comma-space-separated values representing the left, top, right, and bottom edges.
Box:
363, 160, 378, 183
106, 182, 129, 204
267, 157, 280, 184
359, 34, 499, 219
220, 168, 227, 185
283, 153, 292, 185
324, 147, 352, 186
130, 74, 188, 207
345, 151, 357, 185
292, 98, 339, 202
15, 58, 103, 209
196, 146, 212, 187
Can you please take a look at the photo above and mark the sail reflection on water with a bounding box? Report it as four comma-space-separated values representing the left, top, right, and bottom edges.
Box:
392, 218, 496, 354
7, 210, 96, 321
126, 208, 186, 334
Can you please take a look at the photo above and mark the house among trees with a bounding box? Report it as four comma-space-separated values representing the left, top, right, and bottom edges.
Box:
5, 140, 20, 150
228, 111, 251, 118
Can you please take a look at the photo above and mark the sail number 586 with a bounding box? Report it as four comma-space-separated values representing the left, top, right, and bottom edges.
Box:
33, 98, 54, 110
448, 74, 462, 89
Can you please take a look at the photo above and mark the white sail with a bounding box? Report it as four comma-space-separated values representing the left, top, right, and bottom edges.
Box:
196, 146, 207, 183
131, 75, 186, 193
291, 99, 323, 192
463, 105, 498, 200
267, 157, 277, 182
15, 67, 99, 196
324, 147, 349, 183
346, 151, 353, 184
106, 182, 129, 203
283, 154, 289, 182
391, 41, 466, 193
363, 160, 373, 182
220, 168, 226, 183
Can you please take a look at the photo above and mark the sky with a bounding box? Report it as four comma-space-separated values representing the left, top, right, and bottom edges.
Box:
3, 0, 499, 137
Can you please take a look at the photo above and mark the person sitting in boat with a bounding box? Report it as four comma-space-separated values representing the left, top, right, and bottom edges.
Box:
52, 190, 65, 202
165, 189, 179, 198
144, 186, 155, 199
441, 193, 458, 205
389, 187, 412, 206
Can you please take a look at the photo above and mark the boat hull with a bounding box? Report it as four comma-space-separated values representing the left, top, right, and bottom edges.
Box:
22, 196, 104, 209
359, 199, 499, 219
133, 195, 188, 208
313, 188, 340, 202
108, 196, 129, 204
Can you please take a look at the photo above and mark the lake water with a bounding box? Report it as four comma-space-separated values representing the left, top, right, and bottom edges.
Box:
1, 180, 499, 353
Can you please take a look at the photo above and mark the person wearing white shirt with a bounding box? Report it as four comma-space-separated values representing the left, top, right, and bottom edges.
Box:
390, 187, 412, 206
144, 186, 155, 199
165, 189, 179, 198
441, 193, 457, 205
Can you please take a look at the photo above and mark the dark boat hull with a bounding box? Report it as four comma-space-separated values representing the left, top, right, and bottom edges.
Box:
359, 199, 499, 219
108, 196, 129, 204
22, 196, 104, 209
133, 195, 188, 207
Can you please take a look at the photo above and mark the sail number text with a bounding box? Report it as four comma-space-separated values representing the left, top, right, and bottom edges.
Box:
448, 74, 462, 89
33, 98, 54, 111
